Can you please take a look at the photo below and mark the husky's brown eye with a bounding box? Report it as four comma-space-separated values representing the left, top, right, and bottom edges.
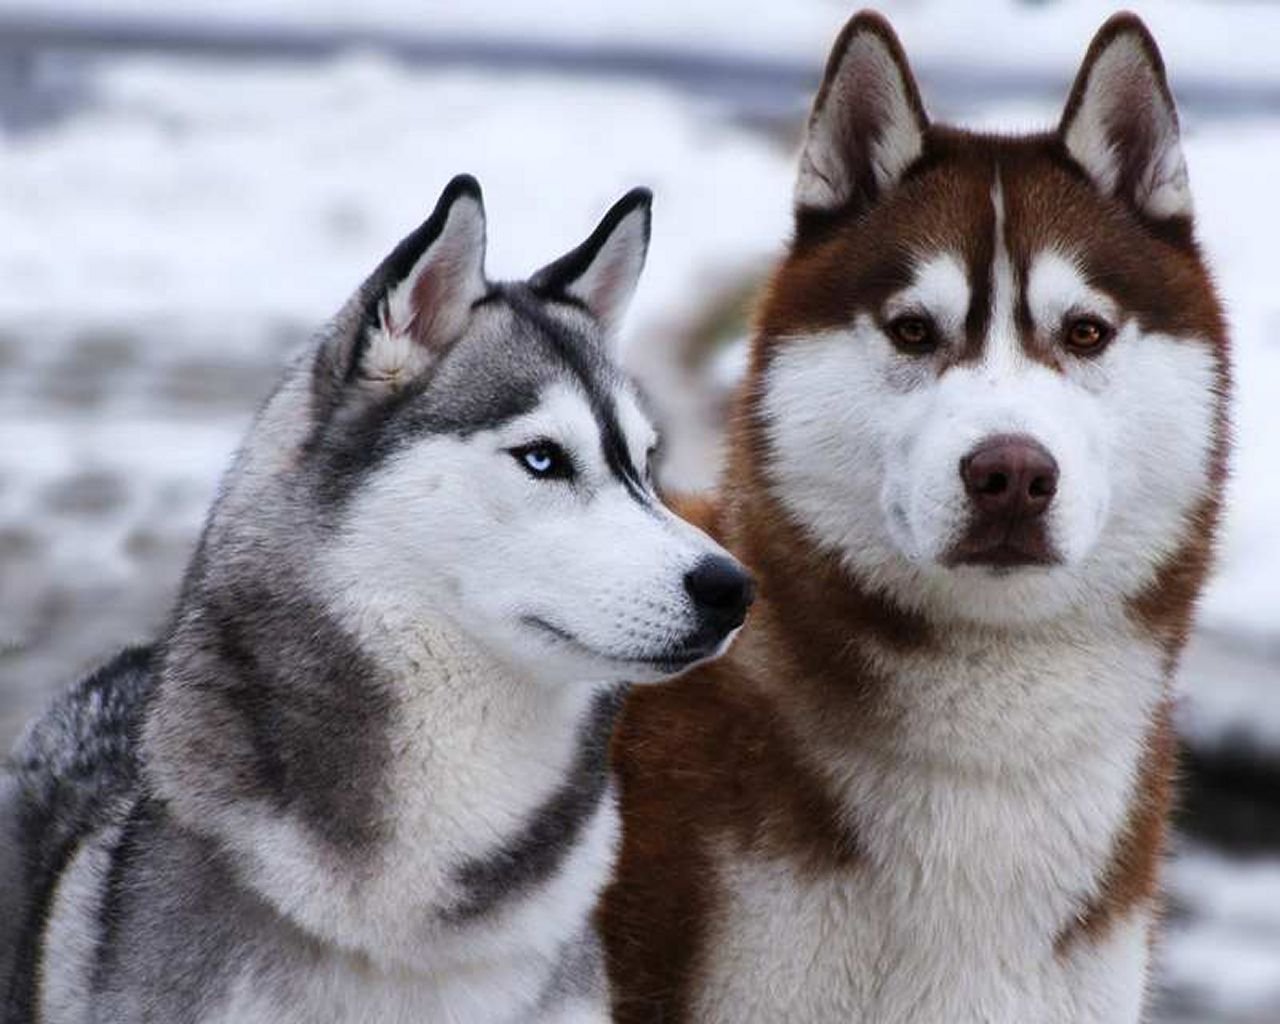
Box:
887, 316, 936, 353
1064, 317, 1114, 355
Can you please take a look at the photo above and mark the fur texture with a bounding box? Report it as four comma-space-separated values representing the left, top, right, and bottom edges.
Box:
3, 177, 751, 1023
604, 13, 1229, 1023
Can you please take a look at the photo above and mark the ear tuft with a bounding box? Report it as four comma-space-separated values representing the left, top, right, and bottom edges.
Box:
796, 11, 928, 216
529, 188, 652, 344
1060, 14, 1192, 221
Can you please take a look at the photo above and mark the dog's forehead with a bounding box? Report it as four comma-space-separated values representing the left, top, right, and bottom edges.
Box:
761, 132, 1220, 350
429, 289, 616, 412
465, 292, 653, 455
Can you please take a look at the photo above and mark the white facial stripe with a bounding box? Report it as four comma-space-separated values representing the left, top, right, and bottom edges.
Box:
1026, 251, 1119, 331
613, 387, 658, 477
985, 177, 1022, 371
886, 253, 970, 339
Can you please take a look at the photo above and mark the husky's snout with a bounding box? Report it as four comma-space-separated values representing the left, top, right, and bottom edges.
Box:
949, 434, 1061, 568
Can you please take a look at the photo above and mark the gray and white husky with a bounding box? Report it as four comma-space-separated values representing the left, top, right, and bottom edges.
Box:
0, 175, 754, 1024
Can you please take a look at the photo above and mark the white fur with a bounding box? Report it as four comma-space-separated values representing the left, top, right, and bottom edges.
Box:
796, 29, 924, 211
739, 166, 1218, 1020
1062, 33, 1192, 219
884, 253, 970, 339
1026, 250, 1119, 330
762, 226, 1217, 627
321, 380, 722, 685
697, 614, 1164, 1023
149, 376, 733, 1021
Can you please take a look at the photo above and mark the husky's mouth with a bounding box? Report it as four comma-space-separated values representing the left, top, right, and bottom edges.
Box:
521, 615, 720, 672
944, 518, 1061, 571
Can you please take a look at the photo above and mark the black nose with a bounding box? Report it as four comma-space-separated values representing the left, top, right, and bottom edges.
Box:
684, 556, 755, 631
960, 434, 1059, 520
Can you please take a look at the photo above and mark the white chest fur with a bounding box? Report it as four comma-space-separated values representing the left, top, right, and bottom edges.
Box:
696, 620, 1164, 1024
209, 937, 611, 1024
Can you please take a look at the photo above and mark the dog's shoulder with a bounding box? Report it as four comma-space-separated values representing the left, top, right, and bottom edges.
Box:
11, 645, 154, 822
2, 646, 155, 1007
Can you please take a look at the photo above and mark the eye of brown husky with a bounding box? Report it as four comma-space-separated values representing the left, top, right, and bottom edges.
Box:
887, 315, 937, 354
1064, 317, 1115, 356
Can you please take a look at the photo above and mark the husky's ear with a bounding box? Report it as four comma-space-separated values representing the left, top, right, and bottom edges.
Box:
322, 175, 486, 399
529, 188, 652, 345
1059, 15, 1191, 223
795, 12, 928, 218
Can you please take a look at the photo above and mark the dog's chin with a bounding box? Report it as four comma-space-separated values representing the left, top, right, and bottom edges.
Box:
917, 555, 1085, 627
521, 615, 736, 683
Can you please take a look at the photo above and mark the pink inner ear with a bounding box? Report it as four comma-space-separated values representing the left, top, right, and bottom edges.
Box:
404, 234, 477, 349
407, 260, 446, 342
587, 254, 627, 315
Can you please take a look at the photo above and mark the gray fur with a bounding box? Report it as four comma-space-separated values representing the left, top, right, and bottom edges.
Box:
0, 177, 698, 1023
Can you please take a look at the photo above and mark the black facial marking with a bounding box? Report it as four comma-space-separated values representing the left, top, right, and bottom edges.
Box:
441, 685, 628, 925
307, 366, 542, 510
308, 281, 654, 513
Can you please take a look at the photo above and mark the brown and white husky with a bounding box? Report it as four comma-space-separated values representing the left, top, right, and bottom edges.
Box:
603, 11, 1230, 1023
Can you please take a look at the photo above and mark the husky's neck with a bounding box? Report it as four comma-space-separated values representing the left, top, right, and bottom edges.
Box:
144, 569, 620, 970
725, 531, 1175, 956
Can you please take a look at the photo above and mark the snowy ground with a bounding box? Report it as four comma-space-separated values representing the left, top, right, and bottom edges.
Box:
1, 2, 1277, 1018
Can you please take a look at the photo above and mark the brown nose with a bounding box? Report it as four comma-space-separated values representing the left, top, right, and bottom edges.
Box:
960, 435, 1059, 520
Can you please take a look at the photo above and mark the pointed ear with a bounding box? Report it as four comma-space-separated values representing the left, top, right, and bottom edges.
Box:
529, 188, 652, 343
322, 174, 486, 398
795, 12, 928, 218
1059, 14, 1192, 222
373, 174, 486, 363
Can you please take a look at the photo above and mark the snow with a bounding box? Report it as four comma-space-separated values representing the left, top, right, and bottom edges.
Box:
1, 6, 1275, 675
1164, 847, 1280, 1018
0, 57, 792, 336
12, 0, 1280, 87
0, 6, 1278, 1014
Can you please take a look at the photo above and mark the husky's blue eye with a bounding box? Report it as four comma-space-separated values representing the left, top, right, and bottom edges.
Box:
510, 442, 574, 481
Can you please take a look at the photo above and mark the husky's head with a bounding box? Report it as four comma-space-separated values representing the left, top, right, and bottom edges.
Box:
249, 177, 752, 684
752, 13, 1228, 627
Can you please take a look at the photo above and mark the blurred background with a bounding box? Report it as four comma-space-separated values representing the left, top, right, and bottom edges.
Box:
0, 0, 1276, 1017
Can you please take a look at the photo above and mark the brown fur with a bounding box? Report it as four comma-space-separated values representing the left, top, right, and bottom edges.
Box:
605, 661, 858, 1021
1055, 700, 1178, 955
604, 11, 1229, 1020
